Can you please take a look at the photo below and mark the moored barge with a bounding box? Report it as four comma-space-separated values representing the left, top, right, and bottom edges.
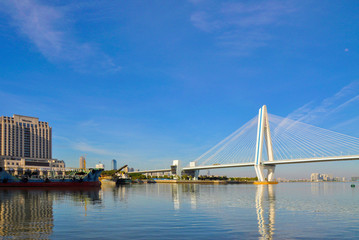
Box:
0, 167, 103, 187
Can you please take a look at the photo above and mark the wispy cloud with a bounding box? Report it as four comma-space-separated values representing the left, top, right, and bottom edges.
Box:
0, 89, 52, 114
2, 0, 120, 72
72, 141, 119, 156
286, 81, 359, 126
331, 116, 359, 130
78, 120, 100, 128
53, 134, 122, 157
189, 0, 298, 55
221, 1, 296, 26
190, 11, 222, 32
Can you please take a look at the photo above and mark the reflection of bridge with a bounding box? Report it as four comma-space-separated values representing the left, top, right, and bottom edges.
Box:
168, 183, 275, 239
135, 105, 359, 182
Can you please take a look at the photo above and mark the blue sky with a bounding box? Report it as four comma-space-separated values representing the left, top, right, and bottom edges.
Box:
0, 0, 358, 178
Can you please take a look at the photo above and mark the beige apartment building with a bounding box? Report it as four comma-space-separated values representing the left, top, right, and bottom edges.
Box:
0, 114, 65, 171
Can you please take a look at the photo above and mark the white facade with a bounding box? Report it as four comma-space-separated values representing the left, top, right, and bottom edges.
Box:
0, 114, 65, 171
96, 163, 105, 169
0, 115, 52, 159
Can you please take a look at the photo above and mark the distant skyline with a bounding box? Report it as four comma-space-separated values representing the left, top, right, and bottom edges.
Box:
0, 1, 358, 178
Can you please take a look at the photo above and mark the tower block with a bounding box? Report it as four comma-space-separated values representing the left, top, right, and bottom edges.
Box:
254, 105, 277, 184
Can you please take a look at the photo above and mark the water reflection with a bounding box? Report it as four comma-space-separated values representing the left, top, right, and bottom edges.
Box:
0, 188, 101, 239
2, 183, 358, 239
0, 189, 53, 239
112, 184, 130, 202
106, 183, 277, 239
170, 184, 199, 210
169, 184, 276, 239
68, 189, 102, 204
171, 184, 180, 210
256, 185, 276, 240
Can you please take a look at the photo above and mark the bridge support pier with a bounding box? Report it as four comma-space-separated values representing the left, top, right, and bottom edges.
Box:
254, 165, 276, 182
193, 170, 199, 180
265, 165, 275, 182
183, 170, 199, 180
184, 161, 200, 180
254, 165, 265, 182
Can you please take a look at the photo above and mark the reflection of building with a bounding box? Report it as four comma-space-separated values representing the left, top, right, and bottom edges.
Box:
0, 115, 65, 171
0, 189, 101, 239
0, 190, 54, 238
171, 184, 180, 210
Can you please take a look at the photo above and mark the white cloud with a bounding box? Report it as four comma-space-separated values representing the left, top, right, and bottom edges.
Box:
72, 141, 117, 156
53, 134, 124, 158
332, 116, 359, 130
221, 1, 296, 26
331, 95, 359, 114
78, 120, 100, 128
285, 81, 359, 125
189, 0, 298, 54
190, 11, 215, 32
3, 0, 120, 72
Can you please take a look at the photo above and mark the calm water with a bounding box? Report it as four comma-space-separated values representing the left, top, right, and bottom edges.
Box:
0, 182, 358, 239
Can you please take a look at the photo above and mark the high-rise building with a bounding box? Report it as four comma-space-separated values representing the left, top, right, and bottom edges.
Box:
111, 159, 117, 170
0, 114, 64, 171
79, 156, 86, 169
0, 115, 52, 159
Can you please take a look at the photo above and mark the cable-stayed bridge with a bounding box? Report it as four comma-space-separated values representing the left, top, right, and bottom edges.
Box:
135, 105, 359, 182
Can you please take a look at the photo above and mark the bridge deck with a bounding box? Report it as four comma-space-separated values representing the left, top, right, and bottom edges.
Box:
132, 155, 359, 173
264, 155, 359, 165
182, 155, 359, 171
132, 168, 171, 174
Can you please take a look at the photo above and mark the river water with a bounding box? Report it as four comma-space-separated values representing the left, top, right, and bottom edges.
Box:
0, 182, 358, 239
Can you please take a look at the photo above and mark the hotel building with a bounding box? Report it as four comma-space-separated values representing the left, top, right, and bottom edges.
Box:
0, 114, 65, 171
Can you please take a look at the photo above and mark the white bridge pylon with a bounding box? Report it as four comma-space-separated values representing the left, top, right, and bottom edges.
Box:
254, 105, 275, 182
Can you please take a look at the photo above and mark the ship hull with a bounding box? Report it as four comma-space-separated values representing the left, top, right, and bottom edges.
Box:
0, 168, 103, 188
115, 179, 132, 185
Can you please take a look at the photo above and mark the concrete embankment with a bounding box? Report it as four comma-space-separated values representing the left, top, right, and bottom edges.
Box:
155, 180, 254, 184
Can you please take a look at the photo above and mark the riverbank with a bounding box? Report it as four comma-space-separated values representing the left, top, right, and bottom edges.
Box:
155, 179, 254, 184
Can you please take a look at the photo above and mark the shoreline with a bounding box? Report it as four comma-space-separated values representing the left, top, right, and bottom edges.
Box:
155, 179, 254, 184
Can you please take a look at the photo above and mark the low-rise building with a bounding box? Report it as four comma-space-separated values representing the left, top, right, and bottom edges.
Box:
96, 163, 105, 169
